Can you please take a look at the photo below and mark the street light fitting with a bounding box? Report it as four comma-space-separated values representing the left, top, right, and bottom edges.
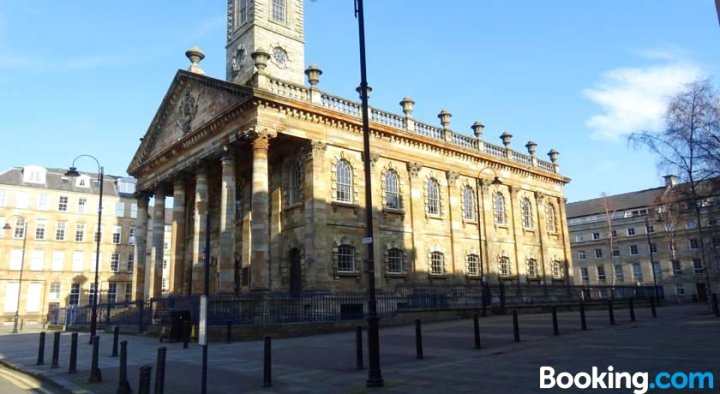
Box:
64, 166, 81, 177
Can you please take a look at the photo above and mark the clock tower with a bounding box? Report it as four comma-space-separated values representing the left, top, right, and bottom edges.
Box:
226, 0, 305, 86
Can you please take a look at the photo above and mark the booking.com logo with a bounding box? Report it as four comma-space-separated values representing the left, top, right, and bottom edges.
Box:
540, 366, 714, 393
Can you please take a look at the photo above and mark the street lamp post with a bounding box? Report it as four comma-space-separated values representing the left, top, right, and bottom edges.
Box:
644, 215, 659, 299
66, 155, 104, 344
3, 216, 28, 334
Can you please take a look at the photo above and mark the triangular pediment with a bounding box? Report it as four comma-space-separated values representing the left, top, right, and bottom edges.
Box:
128, 70, 252, 174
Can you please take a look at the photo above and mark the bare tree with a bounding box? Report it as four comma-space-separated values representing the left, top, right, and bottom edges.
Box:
629, 79, 720, 303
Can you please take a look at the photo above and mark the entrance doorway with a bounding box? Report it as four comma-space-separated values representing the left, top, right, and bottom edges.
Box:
696, 283, 708, 302
289, 248, 302, 297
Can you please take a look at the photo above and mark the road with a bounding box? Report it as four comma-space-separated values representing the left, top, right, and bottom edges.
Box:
0, 364, 58, 394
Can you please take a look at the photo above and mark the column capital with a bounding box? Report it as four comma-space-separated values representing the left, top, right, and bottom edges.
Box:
244, 127, 277, 150
135, 191, 151, 207
407, 162, 422, 178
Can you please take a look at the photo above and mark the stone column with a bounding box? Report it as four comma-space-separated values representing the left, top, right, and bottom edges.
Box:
132, 194, 149, 300
250, 130, 274, 290
170, 178, 186, 294
218, 152, 237, 293
192, 165, 208, 294
149, 190, 166, 299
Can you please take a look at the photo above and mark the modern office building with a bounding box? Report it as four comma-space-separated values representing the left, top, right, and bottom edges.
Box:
127, 0, 573, 299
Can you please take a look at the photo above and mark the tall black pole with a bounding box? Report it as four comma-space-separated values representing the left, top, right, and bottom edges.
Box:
201, 210, 210, 394
644, 215, 659, 299
90, 166, 104, 343
355, 0, 383, 387
11, 220, 27, 334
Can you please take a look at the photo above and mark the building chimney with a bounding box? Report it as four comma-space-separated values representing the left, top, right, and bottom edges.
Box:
663, 175, 678, 188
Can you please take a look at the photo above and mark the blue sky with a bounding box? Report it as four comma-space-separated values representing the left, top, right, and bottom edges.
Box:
0, 1, 718, 202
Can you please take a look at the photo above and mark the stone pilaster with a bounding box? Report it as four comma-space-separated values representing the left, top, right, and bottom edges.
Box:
150, 190, 166, 298
192, 165, 208, 294
170, 178, 186, 294
303, 141, 327, 288
250, 130, 274, 290
508, 185, 523, 285
446, 170, 460, 275
406, 162, 423, 280
219, 152, 236, 293
535, 192, 551, 284
557, 197, 572, 285
132, 194, 149, 300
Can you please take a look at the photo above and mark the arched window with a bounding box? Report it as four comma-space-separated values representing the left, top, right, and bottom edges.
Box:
521, 198, 533, 229
427, 178, 440, 215
466, 254, 480, 276
527, 258, 538, 279
493, 192, 506, 225
385, 171, 400, 209
387, 248, 404, 273
546, 203, 558, 233
337, 244, 355, 272
498, 256, 511, 277
288, 162, 302, 205
336, 160, 352, 203
551, 261, 563, 279
430, 251, 444, 274
462, 186, 475, 220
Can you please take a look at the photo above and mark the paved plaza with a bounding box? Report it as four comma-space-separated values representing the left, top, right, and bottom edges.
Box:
0, 304, 717, 393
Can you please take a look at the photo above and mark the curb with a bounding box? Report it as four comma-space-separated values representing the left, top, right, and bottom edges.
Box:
0, 358, 92, 394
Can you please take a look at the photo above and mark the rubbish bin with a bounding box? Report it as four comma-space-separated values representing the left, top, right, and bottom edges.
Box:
169, 310, 191, 342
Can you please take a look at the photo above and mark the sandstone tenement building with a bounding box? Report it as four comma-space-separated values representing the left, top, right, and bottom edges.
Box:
127, 0, 572, 299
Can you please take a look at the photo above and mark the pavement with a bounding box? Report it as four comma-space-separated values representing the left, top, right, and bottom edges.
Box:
0, 303, 718, 393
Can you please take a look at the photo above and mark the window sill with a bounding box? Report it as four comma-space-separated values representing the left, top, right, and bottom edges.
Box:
428, 273, 449, 279
385, 272, 407, 278
283, 203, 303, 212
331, 201, 359, 213
426, 214, 444, 220
383, 207, 405, 216
495, 223, 509, 229
465, 274, 482, 280
336, 271, 360, 278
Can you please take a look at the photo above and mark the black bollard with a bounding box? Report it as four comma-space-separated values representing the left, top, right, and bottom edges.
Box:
117, 340, 131, 394
712, 294, 719, 317
355, 326, 364, 370
112, 326, 120, 357
512, 310, 520, 342
69, 332, 78, 374
580, 302, 587, 330
138, 365, 152, 394
629, 299, 636, 322
552, 306, 559, 336
154, 347, 166, 394
263, 336, 272, 388
89, 336, 102, 383
608, 300, 615, 325
51, 331, 60, 368
183, 320, 190, 349
415, 319, 424, 360
650, 296, 657, 318
226, 321, 232, 344
36, 332, 46, 365
473, 313, 481, 349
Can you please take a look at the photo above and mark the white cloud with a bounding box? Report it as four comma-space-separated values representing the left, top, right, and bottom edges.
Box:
583, 54, 702, 141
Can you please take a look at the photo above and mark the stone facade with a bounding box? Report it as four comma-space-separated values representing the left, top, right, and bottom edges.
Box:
127, 0, 572, 298
0, 166, 138, 323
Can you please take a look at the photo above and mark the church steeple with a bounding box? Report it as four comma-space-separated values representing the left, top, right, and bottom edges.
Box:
226, 0, 305, 86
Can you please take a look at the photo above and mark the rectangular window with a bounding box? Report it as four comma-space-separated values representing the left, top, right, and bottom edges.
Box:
130, 203, 138, 219
575, 235, 584, 242
236, 0, 248, 26
693, 259, 704, 274
674, 284, 685, 296
75, 223, 85, 242
592, 232, 600, 240
58, 196, 68, 211
594, 248, 603, 259
626, 228, 635, 236
55, 222, 66, 241
16, 191, 29, 209
124, 283, 132, 302
647, 225, 655, 234
687, 221, 698, 229
271, 0, 286, 22
37, 193, 49, 210
112, 226, 122, 244
612, 247, 620, 257
35, 220, 46, 240
89, 283, 98, 305
94, 228, 101, 243
649, 243, 657, 253
30, 250, 44, 271
4, 283, 19, 312
611, 229, 617, 238
49, 282, 61, 300
108, 283, 118, 304
69, 283, 80, 305
689, 238, 699, 250
115, 202, 125, 217
596, 265, 606, 281
52, 251, 64, 271
9, 249, 23, 270
632, 263, 643, 281
26, 282, 41, 312
629, 245, 638, 255
111, 253, 120, 272
72, 251, 84, 272
614, 264, 624, 282
127, 254, 134, 273
77, 198, 87, 213
13, 219, 25, 239
129, 228, 136, 245
672, 260, 682, 275
578, 250, 586, 260
580, 267, 589, 281
652, 261, 661, 279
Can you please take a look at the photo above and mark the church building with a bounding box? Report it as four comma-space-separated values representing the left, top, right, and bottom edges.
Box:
127, 0, 572, 299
